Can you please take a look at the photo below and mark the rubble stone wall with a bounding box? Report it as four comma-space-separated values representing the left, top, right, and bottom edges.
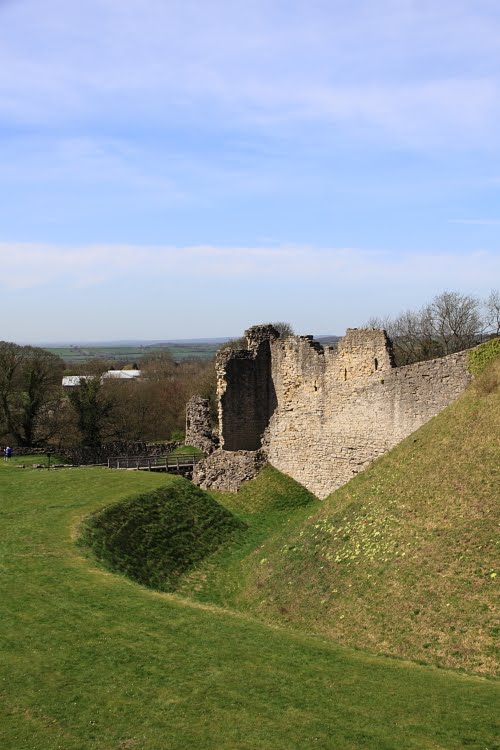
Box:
185, 396, 217, 454
192, 449, 265, 492
7, 441, 180, 465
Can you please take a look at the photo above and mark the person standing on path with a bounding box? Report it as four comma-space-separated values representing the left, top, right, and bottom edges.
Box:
4, 446, 12, 461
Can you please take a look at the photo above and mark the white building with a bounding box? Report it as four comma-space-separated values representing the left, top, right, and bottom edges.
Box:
62, 370, 142, 387
102, 370, 142, 380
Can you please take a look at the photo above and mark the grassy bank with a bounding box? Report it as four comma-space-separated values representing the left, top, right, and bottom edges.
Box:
176, 466, 318, 606
231, 362, 500, 676
1, 462, 498, 748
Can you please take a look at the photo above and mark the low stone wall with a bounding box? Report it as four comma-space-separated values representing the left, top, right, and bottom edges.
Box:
193, 449, 266, 492
5, 441, 180, 465
4, 447, 48, 457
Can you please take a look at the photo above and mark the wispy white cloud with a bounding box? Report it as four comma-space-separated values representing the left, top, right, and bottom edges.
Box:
1, 0, 499, 148
1, 242, 498, 290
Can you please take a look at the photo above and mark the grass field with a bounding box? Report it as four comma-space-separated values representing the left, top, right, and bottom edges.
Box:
46, 342, 220, 366
1, 462, 498, 749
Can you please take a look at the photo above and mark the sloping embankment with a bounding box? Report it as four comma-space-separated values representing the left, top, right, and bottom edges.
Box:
237, 359, 499, 675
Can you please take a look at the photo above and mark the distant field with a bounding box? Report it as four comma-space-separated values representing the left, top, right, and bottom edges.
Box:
46, 342, 220, 365
45, 335, 341, 366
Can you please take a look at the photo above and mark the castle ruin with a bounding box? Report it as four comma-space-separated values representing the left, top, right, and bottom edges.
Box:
192, 325, 472, 498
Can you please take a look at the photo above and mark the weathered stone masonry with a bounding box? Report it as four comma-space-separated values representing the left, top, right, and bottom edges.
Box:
185, 396, 218, 454
195, 325, 472, 498
217, 325, 279, 451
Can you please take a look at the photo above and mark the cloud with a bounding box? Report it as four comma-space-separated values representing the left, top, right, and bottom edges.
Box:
1, 1, 499, 148
1, 242, 498, 290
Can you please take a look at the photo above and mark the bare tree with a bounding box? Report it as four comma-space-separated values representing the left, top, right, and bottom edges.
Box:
365, 291, 484, 365
269, 321, 295, 338
426, 291, 482, 354
484, 289, 500, 337
140, 350, 177, 380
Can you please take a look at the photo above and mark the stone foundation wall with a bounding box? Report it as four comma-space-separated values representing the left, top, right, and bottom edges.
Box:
5, 441, 180, 465
192, 449, 265, 492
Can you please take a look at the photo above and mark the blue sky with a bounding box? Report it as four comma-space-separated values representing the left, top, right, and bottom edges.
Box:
1, 0, 499, 342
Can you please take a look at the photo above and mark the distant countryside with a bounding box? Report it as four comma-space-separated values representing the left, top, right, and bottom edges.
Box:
45, 341, 224, 365
44, 335, 342, 366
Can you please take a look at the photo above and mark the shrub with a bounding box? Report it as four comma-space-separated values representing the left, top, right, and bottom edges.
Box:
468, 337, 500, 376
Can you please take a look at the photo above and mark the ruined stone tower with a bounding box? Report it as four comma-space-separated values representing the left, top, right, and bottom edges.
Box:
216, 325, 279, 451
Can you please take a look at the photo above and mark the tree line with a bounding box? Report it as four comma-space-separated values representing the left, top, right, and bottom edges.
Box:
0, 345, 214, 448
367, 289, 499, 366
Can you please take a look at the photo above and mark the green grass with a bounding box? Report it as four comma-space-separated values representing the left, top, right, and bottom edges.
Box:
6, 453, 67, 468
468, 337, 500, 376
176, 466, 318, 607
1, 461, 498, 748
46, 342, 219, 365
229, 362, 500, 677
169, 444, 205, 456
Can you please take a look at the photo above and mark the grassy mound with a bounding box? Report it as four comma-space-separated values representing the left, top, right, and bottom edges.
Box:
235, 360, 499, 676
79, 476, 246, 591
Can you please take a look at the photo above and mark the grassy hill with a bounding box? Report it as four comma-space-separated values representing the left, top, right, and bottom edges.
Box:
77, 355, 499, 678
227, 360, 500, 676
1, 462, 498, 748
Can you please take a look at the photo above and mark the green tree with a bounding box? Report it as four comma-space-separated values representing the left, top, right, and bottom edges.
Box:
68, 378, 115, 447
0, 342, 64, 446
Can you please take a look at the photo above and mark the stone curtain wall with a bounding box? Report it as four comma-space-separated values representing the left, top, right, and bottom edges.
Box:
211, 326, 472, 498
265, 333, 471, 497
